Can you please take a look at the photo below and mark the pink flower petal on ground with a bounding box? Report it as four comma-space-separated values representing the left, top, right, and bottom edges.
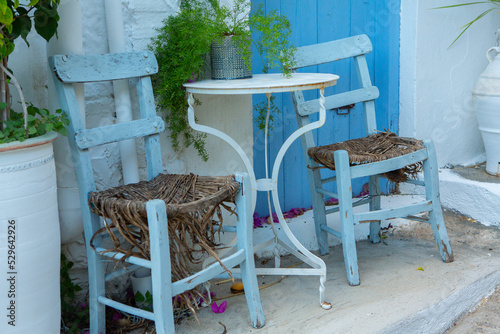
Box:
211, 302, 220, 313
211, 301, 228, 313
218, 301, 227, 313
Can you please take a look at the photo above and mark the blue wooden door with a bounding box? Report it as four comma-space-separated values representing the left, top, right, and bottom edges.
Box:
252, 0, 401, 215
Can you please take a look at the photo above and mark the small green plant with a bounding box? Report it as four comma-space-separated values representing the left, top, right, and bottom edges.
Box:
150, 0, 296, 160
253, 95, 280, 132
60, 253, 90, 334
249, 5, 297, 76
0, 104, 68, 144
435, 1, 500, 46
0, 1, 61, 144
134, 290, 153, 311
150, 1, 213, 161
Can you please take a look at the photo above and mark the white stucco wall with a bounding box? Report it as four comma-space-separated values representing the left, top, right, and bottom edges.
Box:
400, 0, 500, 167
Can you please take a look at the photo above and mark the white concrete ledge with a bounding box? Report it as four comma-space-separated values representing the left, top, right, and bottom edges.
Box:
439, 169, 500, 227
380, 270, 500, 334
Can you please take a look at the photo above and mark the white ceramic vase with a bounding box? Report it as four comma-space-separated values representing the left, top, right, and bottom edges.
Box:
0, 132, 61, 333
473, 46, 500, 176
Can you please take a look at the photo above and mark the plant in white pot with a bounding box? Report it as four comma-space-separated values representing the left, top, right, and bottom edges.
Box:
0, 1, 65, 333
437, 1, 500, 175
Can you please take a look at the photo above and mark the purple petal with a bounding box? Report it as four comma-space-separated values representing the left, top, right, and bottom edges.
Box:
218, 301, 227, 313
211, 302, 220, 313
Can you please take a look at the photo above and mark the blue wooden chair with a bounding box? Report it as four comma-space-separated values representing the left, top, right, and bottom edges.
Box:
291, 35, 454, 286
49, 52, 264, 333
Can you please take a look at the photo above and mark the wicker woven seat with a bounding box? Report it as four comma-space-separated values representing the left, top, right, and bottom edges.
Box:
291, 35, 453, 286
50, 51, 264, 333
88, 173, 239, 276
88, 173, 241, 316
307, 132, 424, 182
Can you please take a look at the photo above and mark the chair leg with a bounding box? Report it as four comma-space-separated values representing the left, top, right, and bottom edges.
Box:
235, 173, 265, 329
334, 150, 360, 286
423, 140, 454, 263
87, 249, 106, 334
307, 161, 330, 255
147, 200, 175, 334
368, 175, 381, 244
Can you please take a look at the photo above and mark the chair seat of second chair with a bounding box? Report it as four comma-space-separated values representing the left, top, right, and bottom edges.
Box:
308, 131, 425, 182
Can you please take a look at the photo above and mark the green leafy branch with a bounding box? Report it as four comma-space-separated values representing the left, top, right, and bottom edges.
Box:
0, 103, 68, 144
0, 0, 60, 60
60, 253, 90, 334
150, 2, 212, 161
253, 95, 280, 133
0, 0, 61, 141
250, 4, 297, 76
134, 290, 153, 311
434, 1, 500, 47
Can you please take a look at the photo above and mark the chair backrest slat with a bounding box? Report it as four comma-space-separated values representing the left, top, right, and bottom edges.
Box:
51, 51, 158, 83
297, 86, 379, 116
291, 34, 372, 70
75, 116, 165, 149
136, 76, 164, 179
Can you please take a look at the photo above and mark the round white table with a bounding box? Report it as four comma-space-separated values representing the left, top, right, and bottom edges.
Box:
184, 72, 339, 310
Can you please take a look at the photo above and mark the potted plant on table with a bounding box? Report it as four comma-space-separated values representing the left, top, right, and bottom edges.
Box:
150, 0, 296, 160
0, 1, 66, 333
437, 1, 500, 175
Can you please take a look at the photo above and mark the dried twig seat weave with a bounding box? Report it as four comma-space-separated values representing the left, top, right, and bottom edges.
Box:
307, 131, 424, 182
88, 173, 239, 313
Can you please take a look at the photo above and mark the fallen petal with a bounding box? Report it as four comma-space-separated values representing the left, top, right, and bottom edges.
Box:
211, 302, 220, 313
219, 301, 228, 313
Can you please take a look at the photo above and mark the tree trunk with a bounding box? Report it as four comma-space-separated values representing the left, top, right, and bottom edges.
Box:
0, 57, 10, 130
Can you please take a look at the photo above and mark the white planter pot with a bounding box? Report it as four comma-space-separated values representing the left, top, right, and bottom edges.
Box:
473, 47, 500, 176
0, 132, 61, 333
131, 268, 152, 309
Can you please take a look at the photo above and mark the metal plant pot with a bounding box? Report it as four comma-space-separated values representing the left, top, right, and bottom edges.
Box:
210, 35, 252, 80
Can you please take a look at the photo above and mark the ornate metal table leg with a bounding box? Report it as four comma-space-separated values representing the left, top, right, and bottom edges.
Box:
270, 88, 332, 310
